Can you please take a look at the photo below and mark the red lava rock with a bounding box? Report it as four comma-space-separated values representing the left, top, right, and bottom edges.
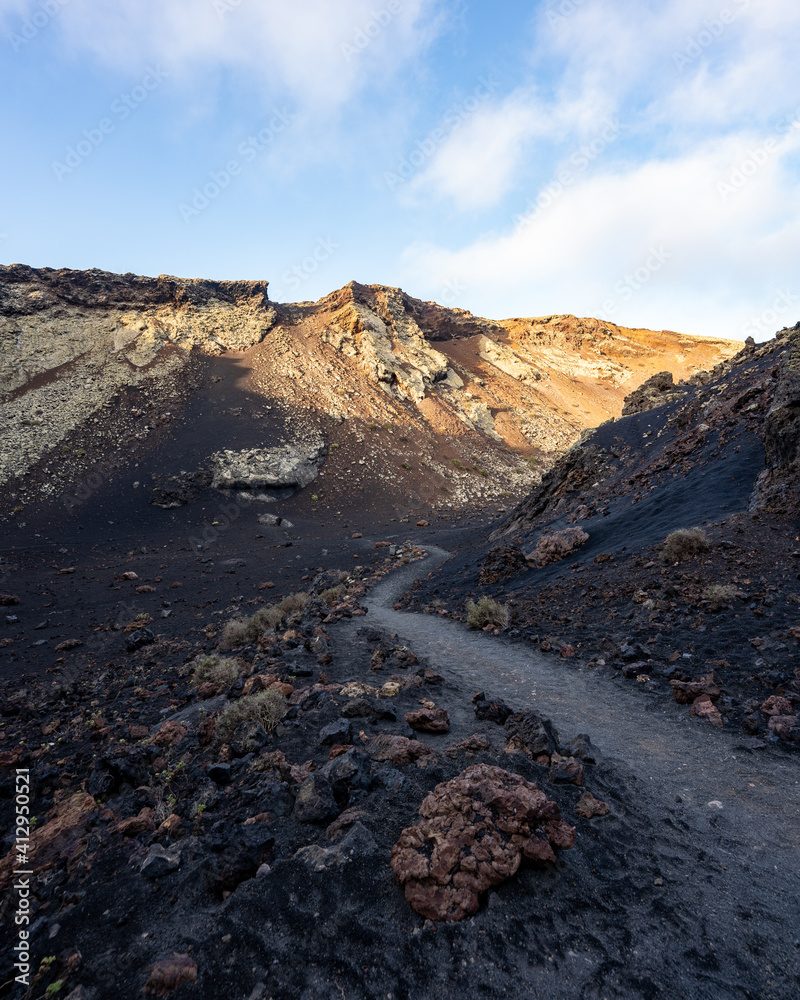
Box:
120, 571, 138, 581
560, 643, 576, 658
117, 806, 156, 837
136, 585, 157, 594
416, 520, 429, 527
366, 734, 436, 766
574, 791, 610, 818
157, 814, 182, 837
691, 694, 723, 727
548, 754, 584, 785
0, 594, 20, 606
0, 790, 97, 887
391, 764, 575, 921
197, 681, 219, 699
328, 744, 352, 761
129, 724, 150, 740
151, 721, 187, 748
258, 581, 275, 590
749, 637, 765, 649
143, 955, 198, 996
768, 715, 800, 741
405, 707, 450, 733
374, 540, 391, 548
54, 639, 83, 652
445, 733, 492, 758
539, 640, 553, 652
761, 695, 794, 716
670, 673, 720, 704
198, 715, 217, 746
58, 566, 75, 575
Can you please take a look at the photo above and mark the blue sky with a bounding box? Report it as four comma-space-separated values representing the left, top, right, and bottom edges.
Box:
2, 0, 799, 340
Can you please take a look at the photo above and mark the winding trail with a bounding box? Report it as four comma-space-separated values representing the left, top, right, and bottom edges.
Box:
345, 547, 800, 862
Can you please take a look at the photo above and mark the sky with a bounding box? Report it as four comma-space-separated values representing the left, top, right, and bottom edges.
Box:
1, 0, 800, 341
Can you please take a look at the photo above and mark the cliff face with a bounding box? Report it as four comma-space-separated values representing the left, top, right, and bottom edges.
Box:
0, 266, 743, 506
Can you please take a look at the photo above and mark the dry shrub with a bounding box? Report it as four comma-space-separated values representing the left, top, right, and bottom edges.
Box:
526, 528, 589, 568
218, 618, 250, 650
215, 690, 288, 744
220, 591, 313, 648
702, 583, 738, 612
192, 655, 242, 691
663, 527, 709, 563
466, 596, 510, 629
320, 584, 347, 605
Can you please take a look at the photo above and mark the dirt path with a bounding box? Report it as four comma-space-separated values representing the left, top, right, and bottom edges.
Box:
344, 549, 800, 948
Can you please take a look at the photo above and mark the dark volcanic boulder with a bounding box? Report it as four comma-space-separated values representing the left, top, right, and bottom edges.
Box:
391, 764, 575, 921
504, 710, 560, 757
622, 371, 687, 415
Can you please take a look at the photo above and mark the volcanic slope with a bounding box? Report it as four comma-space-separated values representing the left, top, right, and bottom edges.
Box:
400, 323, 800, 748
1, 265, 740, 519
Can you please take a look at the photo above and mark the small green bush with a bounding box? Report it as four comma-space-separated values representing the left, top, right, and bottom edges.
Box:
663, 527, 710, 562
215, 690, 289, 744
466, 596, 510, 629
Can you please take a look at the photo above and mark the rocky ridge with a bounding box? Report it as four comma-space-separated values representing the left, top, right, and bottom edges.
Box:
1, 266, 741, 514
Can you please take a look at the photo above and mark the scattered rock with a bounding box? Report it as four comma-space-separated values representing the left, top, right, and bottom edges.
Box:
366, 734, 436, 767
445, 733, 492, 758
319, 718, 353, 745
391, 764, 575, 921
472, 691, 513, 725
479, 545, 527, 585
293, 774, 338, 824
670, 673, 720, 704
505, 710, 560, 757
126, 627, 155, 652
143, 955, 198, 996
405, 707, 450, 733
548, 754, 584, 785
231, 720, 269, 756
0, 593, 20, 606
574, 791, 610, 818
141, 844, 181, 879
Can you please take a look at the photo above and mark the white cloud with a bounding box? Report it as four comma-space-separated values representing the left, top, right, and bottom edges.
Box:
1, 0, 442, 114
401, 129, 800, 340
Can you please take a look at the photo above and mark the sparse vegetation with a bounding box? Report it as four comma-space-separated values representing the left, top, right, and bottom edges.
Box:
663, 527, 710, 563
451, 458, 464, 469
191, 655, 242, 691
320, 584, 347, 605
218, 618, 250, 650
219, 592, 313, 648
215, 690, 289, 743
402, 462, 411, 470
466, 596, 510, 629
702, 583, 738, 612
